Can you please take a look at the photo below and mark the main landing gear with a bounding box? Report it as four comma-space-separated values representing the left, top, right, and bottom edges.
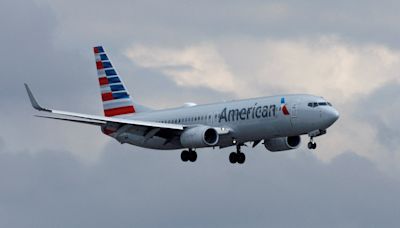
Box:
229, 145, 246, 164
181, 149, 197, 162
307, 137, 317, 150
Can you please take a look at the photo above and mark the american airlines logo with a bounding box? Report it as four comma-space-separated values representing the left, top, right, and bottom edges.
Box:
219, 104, 277, 123
281, 97, 290, 116
219, 98, 290, 123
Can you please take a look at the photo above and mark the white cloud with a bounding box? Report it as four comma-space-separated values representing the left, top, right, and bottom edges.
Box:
126, 37, 400, 103
125, 44, 238, 94
125, 37, 400, 174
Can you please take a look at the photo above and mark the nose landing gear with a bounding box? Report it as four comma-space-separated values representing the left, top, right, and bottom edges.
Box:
307, 139, 317, 150
307, 129, 326, 150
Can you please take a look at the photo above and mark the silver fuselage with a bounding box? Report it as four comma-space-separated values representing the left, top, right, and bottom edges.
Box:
111, 94, 339, 150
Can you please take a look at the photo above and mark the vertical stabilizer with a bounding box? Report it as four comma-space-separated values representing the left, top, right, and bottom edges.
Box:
93, 46, 136, 117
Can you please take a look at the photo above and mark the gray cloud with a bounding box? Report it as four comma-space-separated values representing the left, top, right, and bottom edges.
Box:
2, 0, 400, 227
354, 81, 400, 153
1, 143, 400, 228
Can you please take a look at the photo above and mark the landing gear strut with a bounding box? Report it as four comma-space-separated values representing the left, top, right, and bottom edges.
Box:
307, 137, 317, 150
181, 149, 197, 162
229, 145, 246, 164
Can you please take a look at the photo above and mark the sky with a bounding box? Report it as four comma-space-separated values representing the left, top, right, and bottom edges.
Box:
1, 0, 400, 227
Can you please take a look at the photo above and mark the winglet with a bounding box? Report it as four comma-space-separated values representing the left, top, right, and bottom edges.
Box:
24, 83, 51, 112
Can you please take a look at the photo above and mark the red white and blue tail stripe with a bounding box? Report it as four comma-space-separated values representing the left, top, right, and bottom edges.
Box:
94, 46, 135, 117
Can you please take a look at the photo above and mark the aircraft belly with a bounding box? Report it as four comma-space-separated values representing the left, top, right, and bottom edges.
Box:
114, 133, 182, 150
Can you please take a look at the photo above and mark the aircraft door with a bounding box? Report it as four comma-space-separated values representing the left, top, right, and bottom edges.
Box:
290, 104, 297, 127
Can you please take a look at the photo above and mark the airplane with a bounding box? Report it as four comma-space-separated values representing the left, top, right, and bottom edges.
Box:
24, 46, 339, 164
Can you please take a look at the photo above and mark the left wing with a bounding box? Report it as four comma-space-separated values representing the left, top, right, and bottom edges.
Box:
24, 83, 184, 130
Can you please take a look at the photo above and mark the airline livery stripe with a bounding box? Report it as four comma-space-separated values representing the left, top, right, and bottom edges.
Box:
97, 69, 105, 76
96, 61, 104, 69
112, 92, 129, 99
102, 97, 131, 105
94, 46, 105, 54
98, 77, 109, 86
100, 54, 108, 61
101, 92, 113, 101
107, 77, 121, 84
105, 69, 117, 76
100, 86, 111, 93
103, 99, 132, 110
104, 106, 135, 117
102, 61, 112, 68
110, 84, 125, 92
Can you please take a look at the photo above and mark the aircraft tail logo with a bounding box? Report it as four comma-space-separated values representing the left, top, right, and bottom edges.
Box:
94, 46, 135, 117
281, 97, 290, 115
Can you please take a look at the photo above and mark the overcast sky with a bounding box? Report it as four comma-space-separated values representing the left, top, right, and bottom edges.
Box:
1, 0, 400, 227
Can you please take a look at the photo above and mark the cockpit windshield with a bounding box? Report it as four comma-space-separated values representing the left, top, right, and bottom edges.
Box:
308, 102, 332, 108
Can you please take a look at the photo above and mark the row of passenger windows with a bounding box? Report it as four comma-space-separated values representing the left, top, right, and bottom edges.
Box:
308, 102, 332, 108
159, 114, 217, 124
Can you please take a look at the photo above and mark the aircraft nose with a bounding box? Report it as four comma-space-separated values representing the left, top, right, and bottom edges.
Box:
327, 108, 340, 124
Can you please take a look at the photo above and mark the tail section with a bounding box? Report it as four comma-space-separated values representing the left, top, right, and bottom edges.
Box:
93, 46, 136, 117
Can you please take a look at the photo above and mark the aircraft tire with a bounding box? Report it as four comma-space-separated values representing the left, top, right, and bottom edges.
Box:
229, 152, 237, 164
308, 142, 313, 149
312, 143, 317, 149
181, 150, 189, 162
188, 151, 197, 162
237, 152, 246, 164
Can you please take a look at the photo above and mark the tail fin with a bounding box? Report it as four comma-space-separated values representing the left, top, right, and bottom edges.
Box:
93, 46, 136, 117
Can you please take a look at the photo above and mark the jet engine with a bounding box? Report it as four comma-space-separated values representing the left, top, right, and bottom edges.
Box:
264, 136, 301, 152
180, 126, 219, 148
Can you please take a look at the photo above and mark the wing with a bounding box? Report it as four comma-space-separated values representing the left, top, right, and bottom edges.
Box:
24, 83, 184, 131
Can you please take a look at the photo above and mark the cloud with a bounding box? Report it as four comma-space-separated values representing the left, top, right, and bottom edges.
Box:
125, 44, 237, 94
2, 0, 400, 226
1, 143, 400, 228
125, 38, 400, 175
126, 37, 400, 103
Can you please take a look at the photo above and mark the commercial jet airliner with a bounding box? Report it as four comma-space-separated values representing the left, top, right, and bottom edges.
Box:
25, 46, 339, 164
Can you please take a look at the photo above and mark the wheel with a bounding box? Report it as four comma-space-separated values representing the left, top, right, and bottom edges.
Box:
181, 150, 189, 162
237, 152, 246, 164
308, 142, 313, 149
312, 142, 317, 149
188, 151, 197, 162
229, 152, 237, 163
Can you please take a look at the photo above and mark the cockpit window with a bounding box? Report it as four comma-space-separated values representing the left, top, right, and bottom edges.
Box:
308, 102, 332, 108
308, 102, 318, 108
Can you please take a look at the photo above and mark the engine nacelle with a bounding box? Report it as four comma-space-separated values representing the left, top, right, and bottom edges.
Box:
264, 136, 301, 152
180, 126, 219, 148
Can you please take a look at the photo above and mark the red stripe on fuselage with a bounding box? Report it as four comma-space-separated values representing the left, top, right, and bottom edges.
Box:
104, 106, 135, 117
94, 47, 99, 54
